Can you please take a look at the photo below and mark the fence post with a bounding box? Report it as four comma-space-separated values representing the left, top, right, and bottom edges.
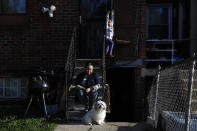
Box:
185, 53, 196, 131
154, 65, 161, 127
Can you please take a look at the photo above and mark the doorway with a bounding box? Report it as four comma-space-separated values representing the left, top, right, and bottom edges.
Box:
106, 67, 136, 122
78, 0, 112, 59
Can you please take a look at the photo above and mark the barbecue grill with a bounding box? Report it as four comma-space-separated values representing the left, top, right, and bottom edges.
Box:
29, 75, 50, 95
25, 70, 56, 118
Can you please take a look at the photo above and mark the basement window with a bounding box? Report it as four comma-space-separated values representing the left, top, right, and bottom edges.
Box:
0, 0, 27, 25
0, 78, 28, 98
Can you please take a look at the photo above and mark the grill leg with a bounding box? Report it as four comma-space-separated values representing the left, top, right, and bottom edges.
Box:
42, 93, 48, 117
25, 96, 33, 116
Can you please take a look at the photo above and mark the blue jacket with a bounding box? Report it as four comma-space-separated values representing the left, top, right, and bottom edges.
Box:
76, 72, 100, 89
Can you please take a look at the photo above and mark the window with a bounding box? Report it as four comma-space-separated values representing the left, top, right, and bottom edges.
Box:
0, 78, 28, 98
0, 0, 26, 14
0, 0, 27, 25
146, 4, 172, 40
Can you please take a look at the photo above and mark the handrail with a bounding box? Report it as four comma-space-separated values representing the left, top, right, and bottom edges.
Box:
102, 37, 106, 96
64, 27, 77, 120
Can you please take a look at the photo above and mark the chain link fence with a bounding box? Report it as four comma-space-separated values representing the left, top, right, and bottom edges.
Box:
148, 56, 197, 131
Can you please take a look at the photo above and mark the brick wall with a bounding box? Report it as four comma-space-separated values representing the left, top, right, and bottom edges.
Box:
0, 0, 79, 75
113, 0, 136, 60
136, 0, 147, 121
113, 0, 146, 62
113, 0, 146, 121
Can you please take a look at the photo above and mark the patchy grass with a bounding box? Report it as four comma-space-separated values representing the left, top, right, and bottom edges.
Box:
0, 116, 57, 131
0, 105, 58, 131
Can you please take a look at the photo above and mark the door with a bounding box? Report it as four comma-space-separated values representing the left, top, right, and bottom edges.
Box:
106, 67, 136, 122
78, 0, 112, 59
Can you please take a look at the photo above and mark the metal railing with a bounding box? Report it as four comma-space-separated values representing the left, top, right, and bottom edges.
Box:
148, 54, 197, 131
64, 27, 77, 120
102, 34, 111, 112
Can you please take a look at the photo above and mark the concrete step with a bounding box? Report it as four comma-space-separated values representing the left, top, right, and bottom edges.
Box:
68, 104, 86, 121
68, 87, 105, 108
68, 112, 84, 121
68, 94, 103, 102
68, 104, 85, 111
68, 116, 83, 122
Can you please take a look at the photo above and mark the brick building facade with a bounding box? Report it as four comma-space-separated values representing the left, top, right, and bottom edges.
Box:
0, 0, 192, 122
0, 0, 147, 121
0, 0, 79, 75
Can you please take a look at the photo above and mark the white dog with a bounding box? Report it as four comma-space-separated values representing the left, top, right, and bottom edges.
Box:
81, 100, 106, 125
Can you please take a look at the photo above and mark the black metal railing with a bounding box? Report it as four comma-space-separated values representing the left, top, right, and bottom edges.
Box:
64, 27, 77, 119
102, 35, 106, 94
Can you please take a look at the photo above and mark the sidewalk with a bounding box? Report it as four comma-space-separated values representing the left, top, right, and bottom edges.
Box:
55, 122, 153, 131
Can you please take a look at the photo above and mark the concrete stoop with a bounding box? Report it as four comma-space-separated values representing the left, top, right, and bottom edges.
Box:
55, 122, 154, 131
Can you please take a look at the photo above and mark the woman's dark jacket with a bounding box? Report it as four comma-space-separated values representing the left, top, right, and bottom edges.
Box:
76, 72, 100, 89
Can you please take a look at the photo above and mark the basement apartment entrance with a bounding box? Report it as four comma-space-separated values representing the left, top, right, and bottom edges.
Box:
106, 67, 136, 122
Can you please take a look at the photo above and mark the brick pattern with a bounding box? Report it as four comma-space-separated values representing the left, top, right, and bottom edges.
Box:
0, 0, 79, 75
113, 0, 147, 121
136, 0, 146, 63
136, 0, 147, 121
0, 0, 147, 121
113, 0, 146, 62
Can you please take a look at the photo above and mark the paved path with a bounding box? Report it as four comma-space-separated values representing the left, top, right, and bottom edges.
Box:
55, 122, 153, 131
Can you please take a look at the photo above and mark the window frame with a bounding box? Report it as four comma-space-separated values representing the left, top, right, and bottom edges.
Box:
0, 0, 26, 14
0, 78, 28, 98
146, 4, 172, 40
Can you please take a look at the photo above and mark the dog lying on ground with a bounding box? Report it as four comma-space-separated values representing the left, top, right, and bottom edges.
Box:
81, 100, 106, 125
